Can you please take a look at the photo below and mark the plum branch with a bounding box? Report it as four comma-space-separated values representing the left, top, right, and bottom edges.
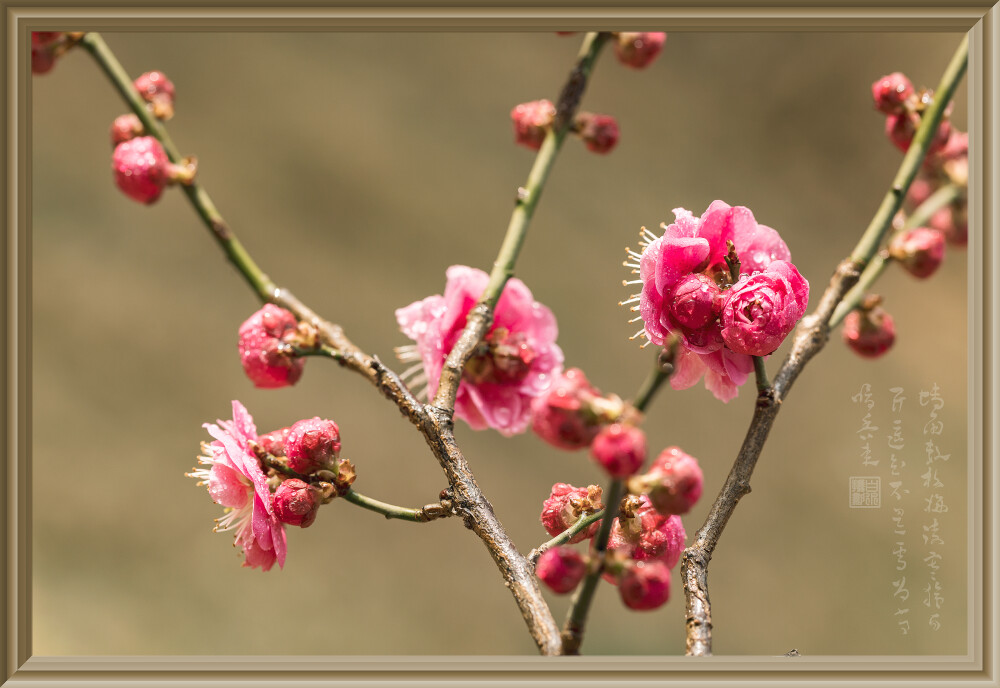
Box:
79, 30, 613, 656
680, 33, 968, 657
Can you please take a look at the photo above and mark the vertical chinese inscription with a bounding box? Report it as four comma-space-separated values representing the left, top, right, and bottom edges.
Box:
920, 384, 948, 631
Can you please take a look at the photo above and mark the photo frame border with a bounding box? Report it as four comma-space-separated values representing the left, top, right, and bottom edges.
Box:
3, 3, 997, 686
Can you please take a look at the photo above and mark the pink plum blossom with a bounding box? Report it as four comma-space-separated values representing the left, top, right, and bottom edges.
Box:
630, 200, 804, 402
188, 401, 287, 571
719, 261, 810, 357
395, 265, 563, 436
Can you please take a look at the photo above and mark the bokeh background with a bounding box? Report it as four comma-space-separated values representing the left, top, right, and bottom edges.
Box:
31, 31, 969, 656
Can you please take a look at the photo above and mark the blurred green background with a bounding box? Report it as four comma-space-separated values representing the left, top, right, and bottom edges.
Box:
31, 31, 969, 656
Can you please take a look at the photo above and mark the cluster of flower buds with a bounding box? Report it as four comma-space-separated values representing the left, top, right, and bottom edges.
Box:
31, 32, 80, 75
842, 72, 968, 360
509, 100, 620, 155
842, 295, 896, 359
535, 445, 702, 610
188, 402, 353, 571
257, 416, 357, 510
872, 72, 968, 246
237, 304, 319, 389
108, 71, 197, 204
509, 32, 665, 155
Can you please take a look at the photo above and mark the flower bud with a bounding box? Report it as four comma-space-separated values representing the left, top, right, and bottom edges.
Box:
619, 560, 671, 610
237, 305, 305, 389
285, 417, 341, 475
614, 32, 667, 69
574, 112, 620, 154
111, 136, 174, 204
530, 368, 607, 450
134, 70, 176, 120
110, 114, 145, 146
273, 478, 322, 528
886, 112, 951, 155
871, 72, 914, 115
605, 496, 685, 571
257, 426, 292, 457
536, 546, 588, 594
889, 227, 945, 279
31, 32, 64, 75
540, 483, 603, 543
639, 446, 704, 516
591, 424, 646, 478
929, 205, 967, 246
842, 302, 896, 359
510, 99, 556, 150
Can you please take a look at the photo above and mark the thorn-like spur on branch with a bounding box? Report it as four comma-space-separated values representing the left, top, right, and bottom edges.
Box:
431, 32, 610, 414
79, 31, 613, 656
681, 34, 968, 657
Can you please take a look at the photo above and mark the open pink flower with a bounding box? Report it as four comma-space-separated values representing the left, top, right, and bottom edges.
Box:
636, 202, 792, 353
188, 401, 287, 571
396, 265, 563, 435
669, 346, 754, 404
628, 200, 803, 401
719, 261, 809, 356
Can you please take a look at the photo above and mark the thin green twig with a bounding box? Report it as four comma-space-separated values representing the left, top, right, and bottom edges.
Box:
560, 479, 623, 655
432, 32, 610, 411
528, 509, 605, 566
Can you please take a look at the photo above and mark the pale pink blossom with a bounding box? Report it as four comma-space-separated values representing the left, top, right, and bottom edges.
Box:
188, 401, 287, 571
719, 261, 810, 357
396, 265, 563, 435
